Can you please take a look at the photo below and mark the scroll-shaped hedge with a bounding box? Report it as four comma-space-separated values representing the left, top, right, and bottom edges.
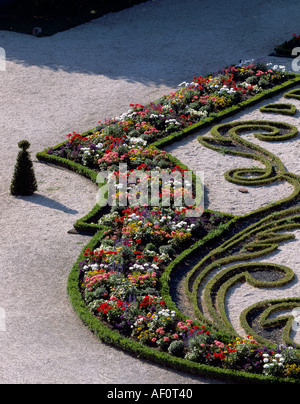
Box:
240, 298, 300, 348
259, 103, 297, 116
284, 88, 300, 100
198, 120, 298, 186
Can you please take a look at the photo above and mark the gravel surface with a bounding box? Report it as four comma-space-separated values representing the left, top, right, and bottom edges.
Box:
1, 0, 300, 384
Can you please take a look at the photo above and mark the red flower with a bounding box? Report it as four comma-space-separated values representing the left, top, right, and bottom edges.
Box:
97, 302, 113, 315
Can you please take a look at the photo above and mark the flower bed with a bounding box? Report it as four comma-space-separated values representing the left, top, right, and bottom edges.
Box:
78, 235, 300, 379
47, 61, 288, 171
39, 61, 300, 384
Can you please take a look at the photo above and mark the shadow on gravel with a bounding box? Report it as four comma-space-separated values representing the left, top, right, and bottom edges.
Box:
2, 0, 299, 86
18, 193, 79, 214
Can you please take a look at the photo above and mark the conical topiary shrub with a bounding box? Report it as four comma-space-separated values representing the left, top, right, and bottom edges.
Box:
10, 140, 38, 196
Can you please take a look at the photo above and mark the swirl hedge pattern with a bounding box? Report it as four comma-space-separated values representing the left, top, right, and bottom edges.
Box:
37, 63, 300, 383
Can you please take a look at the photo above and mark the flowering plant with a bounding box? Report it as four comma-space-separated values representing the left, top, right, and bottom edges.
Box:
47, 62, 288, 170
58, 61, 300, 381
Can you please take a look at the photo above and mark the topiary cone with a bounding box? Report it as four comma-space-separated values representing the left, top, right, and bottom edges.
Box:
10, 140, 38, 196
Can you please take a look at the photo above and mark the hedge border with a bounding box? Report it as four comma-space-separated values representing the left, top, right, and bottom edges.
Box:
185, 112, 300, 356
185, 207, 300, 350
36, 74, 300, 234
204, 262, 295, 336
284, 88, 300, 101
240, 298, 300, 348
37, 72, 300, 384
259, 103, 297, 116
67, 228, 300, 384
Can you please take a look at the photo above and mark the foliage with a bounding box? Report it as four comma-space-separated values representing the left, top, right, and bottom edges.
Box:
47, 62, 289, 171
275, 34, 300, 56
38, 62, 300, 383
10, 140, 38, 196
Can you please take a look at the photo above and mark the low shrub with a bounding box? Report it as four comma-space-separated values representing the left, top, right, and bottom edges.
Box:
10, 140, 38, 196
275, 34, 300, 57
38, 62, 300, 383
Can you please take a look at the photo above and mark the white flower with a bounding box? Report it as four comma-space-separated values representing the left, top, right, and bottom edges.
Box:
178, 81, 198, 88
165, 119, 180, 126
218, 85, 236, 95
129, 137, 147, 146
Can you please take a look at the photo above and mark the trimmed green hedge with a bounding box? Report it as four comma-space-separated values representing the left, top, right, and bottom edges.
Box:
186, 110, 300, 353
241, 298, 300, 348
37, 72, 300, 384
36, 74, 300, 234
185, 205, 300, 347
259, 103, 297, 116
284, 88, 300, 101
67, 228, 300, 384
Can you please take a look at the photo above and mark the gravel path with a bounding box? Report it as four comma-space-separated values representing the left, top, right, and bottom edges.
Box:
0, 0, 300, 384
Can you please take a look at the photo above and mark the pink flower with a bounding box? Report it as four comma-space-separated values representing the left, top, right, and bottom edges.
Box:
164, 337, 170, 342
172, 334, 179, 339
156, 327, 165, 335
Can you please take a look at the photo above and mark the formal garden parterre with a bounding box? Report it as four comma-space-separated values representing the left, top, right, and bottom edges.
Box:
37, 61, 300, 383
